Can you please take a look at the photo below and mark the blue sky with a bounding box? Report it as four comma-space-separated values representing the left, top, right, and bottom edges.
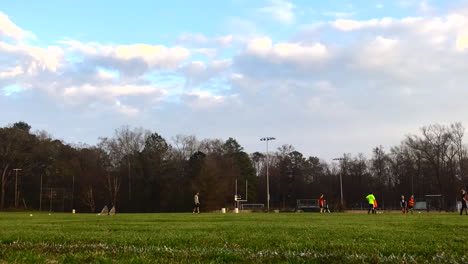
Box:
1, 0, 468, 159
3, 0, 453, 44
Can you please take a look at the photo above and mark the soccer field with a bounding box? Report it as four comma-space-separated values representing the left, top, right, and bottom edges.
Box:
0, 212, 467, 263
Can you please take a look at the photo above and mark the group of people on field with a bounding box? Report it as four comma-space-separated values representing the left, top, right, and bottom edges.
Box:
365, 192, 378, 214
365, 192, 415, 214
399, 194, 415, 214
318, 194, 331, 213
194, 189, 468, 214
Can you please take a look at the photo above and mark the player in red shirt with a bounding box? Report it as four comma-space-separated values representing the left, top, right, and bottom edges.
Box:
408, 195, 415, 214
319, 194, 325, 213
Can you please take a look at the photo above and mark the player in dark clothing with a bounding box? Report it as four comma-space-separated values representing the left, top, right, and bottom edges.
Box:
323, 199, 331, 213
460, 190, 467, 215
400, 195, 407, 214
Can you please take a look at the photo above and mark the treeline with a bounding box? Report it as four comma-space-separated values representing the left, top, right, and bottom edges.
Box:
0, 122, 467, 212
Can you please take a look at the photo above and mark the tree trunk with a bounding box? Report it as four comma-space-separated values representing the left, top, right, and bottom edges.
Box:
1, 164, 10, 209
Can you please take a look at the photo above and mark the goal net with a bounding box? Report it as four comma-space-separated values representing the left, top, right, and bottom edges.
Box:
424, 194, 444, 212
40, 187, 71, 212
296, 199, 319, 212
240, 204, 264, 211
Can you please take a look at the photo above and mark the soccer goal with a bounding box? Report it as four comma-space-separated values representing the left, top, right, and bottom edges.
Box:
240, 204, 264, 211
424, 194, 444, 212
296, 199, 320, 212
40, 187, 71, 212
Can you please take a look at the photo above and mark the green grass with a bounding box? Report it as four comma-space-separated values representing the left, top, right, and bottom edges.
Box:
0, 212, 467, 263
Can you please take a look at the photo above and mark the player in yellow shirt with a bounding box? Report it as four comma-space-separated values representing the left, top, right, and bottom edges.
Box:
366, 192, 376, 214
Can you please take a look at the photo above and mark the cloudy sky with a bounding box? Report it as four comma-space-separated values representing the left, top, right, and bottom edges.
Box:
1, 0, 468, 159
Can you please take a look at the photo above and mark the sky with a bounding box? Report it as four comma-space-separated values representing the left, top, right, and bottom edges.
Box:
1, 0, 468, 160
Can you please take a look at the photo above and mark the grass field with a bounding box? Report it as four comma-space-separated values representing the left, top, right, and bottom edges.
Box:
0, 212, 467, 263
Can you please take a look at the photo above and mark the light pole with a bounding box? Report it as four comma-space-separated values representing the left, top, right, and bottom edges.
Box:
260, 137, 275, 212
332, 157, 344, 208
12, 169, 22, 208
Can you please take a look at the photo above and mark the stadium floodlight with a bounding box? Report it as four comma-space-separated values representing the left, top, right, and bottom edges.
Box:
260, 137, 276, 212
332, 157, 345, 208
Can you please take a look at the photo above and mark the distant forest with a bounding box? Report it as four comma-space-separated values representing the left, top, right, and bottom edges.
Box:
1, 121, 467, 212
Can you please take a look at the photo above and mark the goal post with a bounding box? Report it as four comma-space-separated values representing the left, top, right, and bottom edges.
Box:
424, 194, 444, 212
240, 204, 265, 211
296, 199, 320, 212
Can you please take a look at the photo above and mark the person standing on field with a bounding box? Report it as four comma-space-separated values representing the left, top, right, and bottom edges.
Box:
460, 189, 467, 215
323, 199, 331, 213
319, 194, 325, 213
408, 195, 415, 214
193, 192, 200, 214
400, 195, 407, 214
366, 192, 376, 214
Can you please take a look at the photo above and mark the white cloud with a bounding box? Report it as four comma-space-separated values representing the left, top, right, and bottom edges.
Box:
244, 37, 329, 66
178, 33, 235, 48
0, 66, 23, 79
258, 0, 296, 24
62, 41, 190, 75
218, 35, 233, 47
178, 33, 209, 45
226, 8, 468, 157
419, 0, 437, 16
322, 11, 355, 19
97, 68, 119, 80
62, 84, 163, 98
182, 90, 228, 109
114, 100, 140, 116
180, 59, 232, 87
332, 18, 400, 31
0, 15, 180, 115
457, 31, 468, 51
113, 44, 189, 68
4, 6, 468, 158
0, 42, 63, 74
0, 12, 34, 42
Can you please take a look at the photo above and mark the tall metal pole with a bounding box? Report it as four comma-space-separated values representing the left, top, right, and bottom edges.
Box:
340, 171, 343, 207
266, 140, 270, 212
332, 157, 344, 208
235, 178, 238, 209
39, 174, 43, 211
13, 169, 22, 208
261, 137, 276, 212
128, 160, 131, 201
72, 175, 75, 209
411, 174, 414, 195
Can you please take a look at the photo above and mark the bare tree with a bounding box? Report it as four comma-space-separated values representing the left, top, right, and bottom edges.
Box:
98, 126, 149, 206
171, 135, 200, 160
82, 185, 96, 213
0, 127, 34, 209
450, 123, 466, 181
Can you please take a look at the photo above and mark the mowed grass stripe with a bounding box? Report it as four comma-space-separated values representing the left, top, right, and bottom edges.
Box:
0, 212, 467, 263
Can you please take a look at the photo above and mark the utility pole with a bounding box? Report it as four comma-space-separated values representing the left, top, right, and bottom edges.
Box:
332, 157, 345, 209
12, 169, 22, 208
260, 137, 276, 212
40, 173, 43, 211
72, 174, 75, 210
